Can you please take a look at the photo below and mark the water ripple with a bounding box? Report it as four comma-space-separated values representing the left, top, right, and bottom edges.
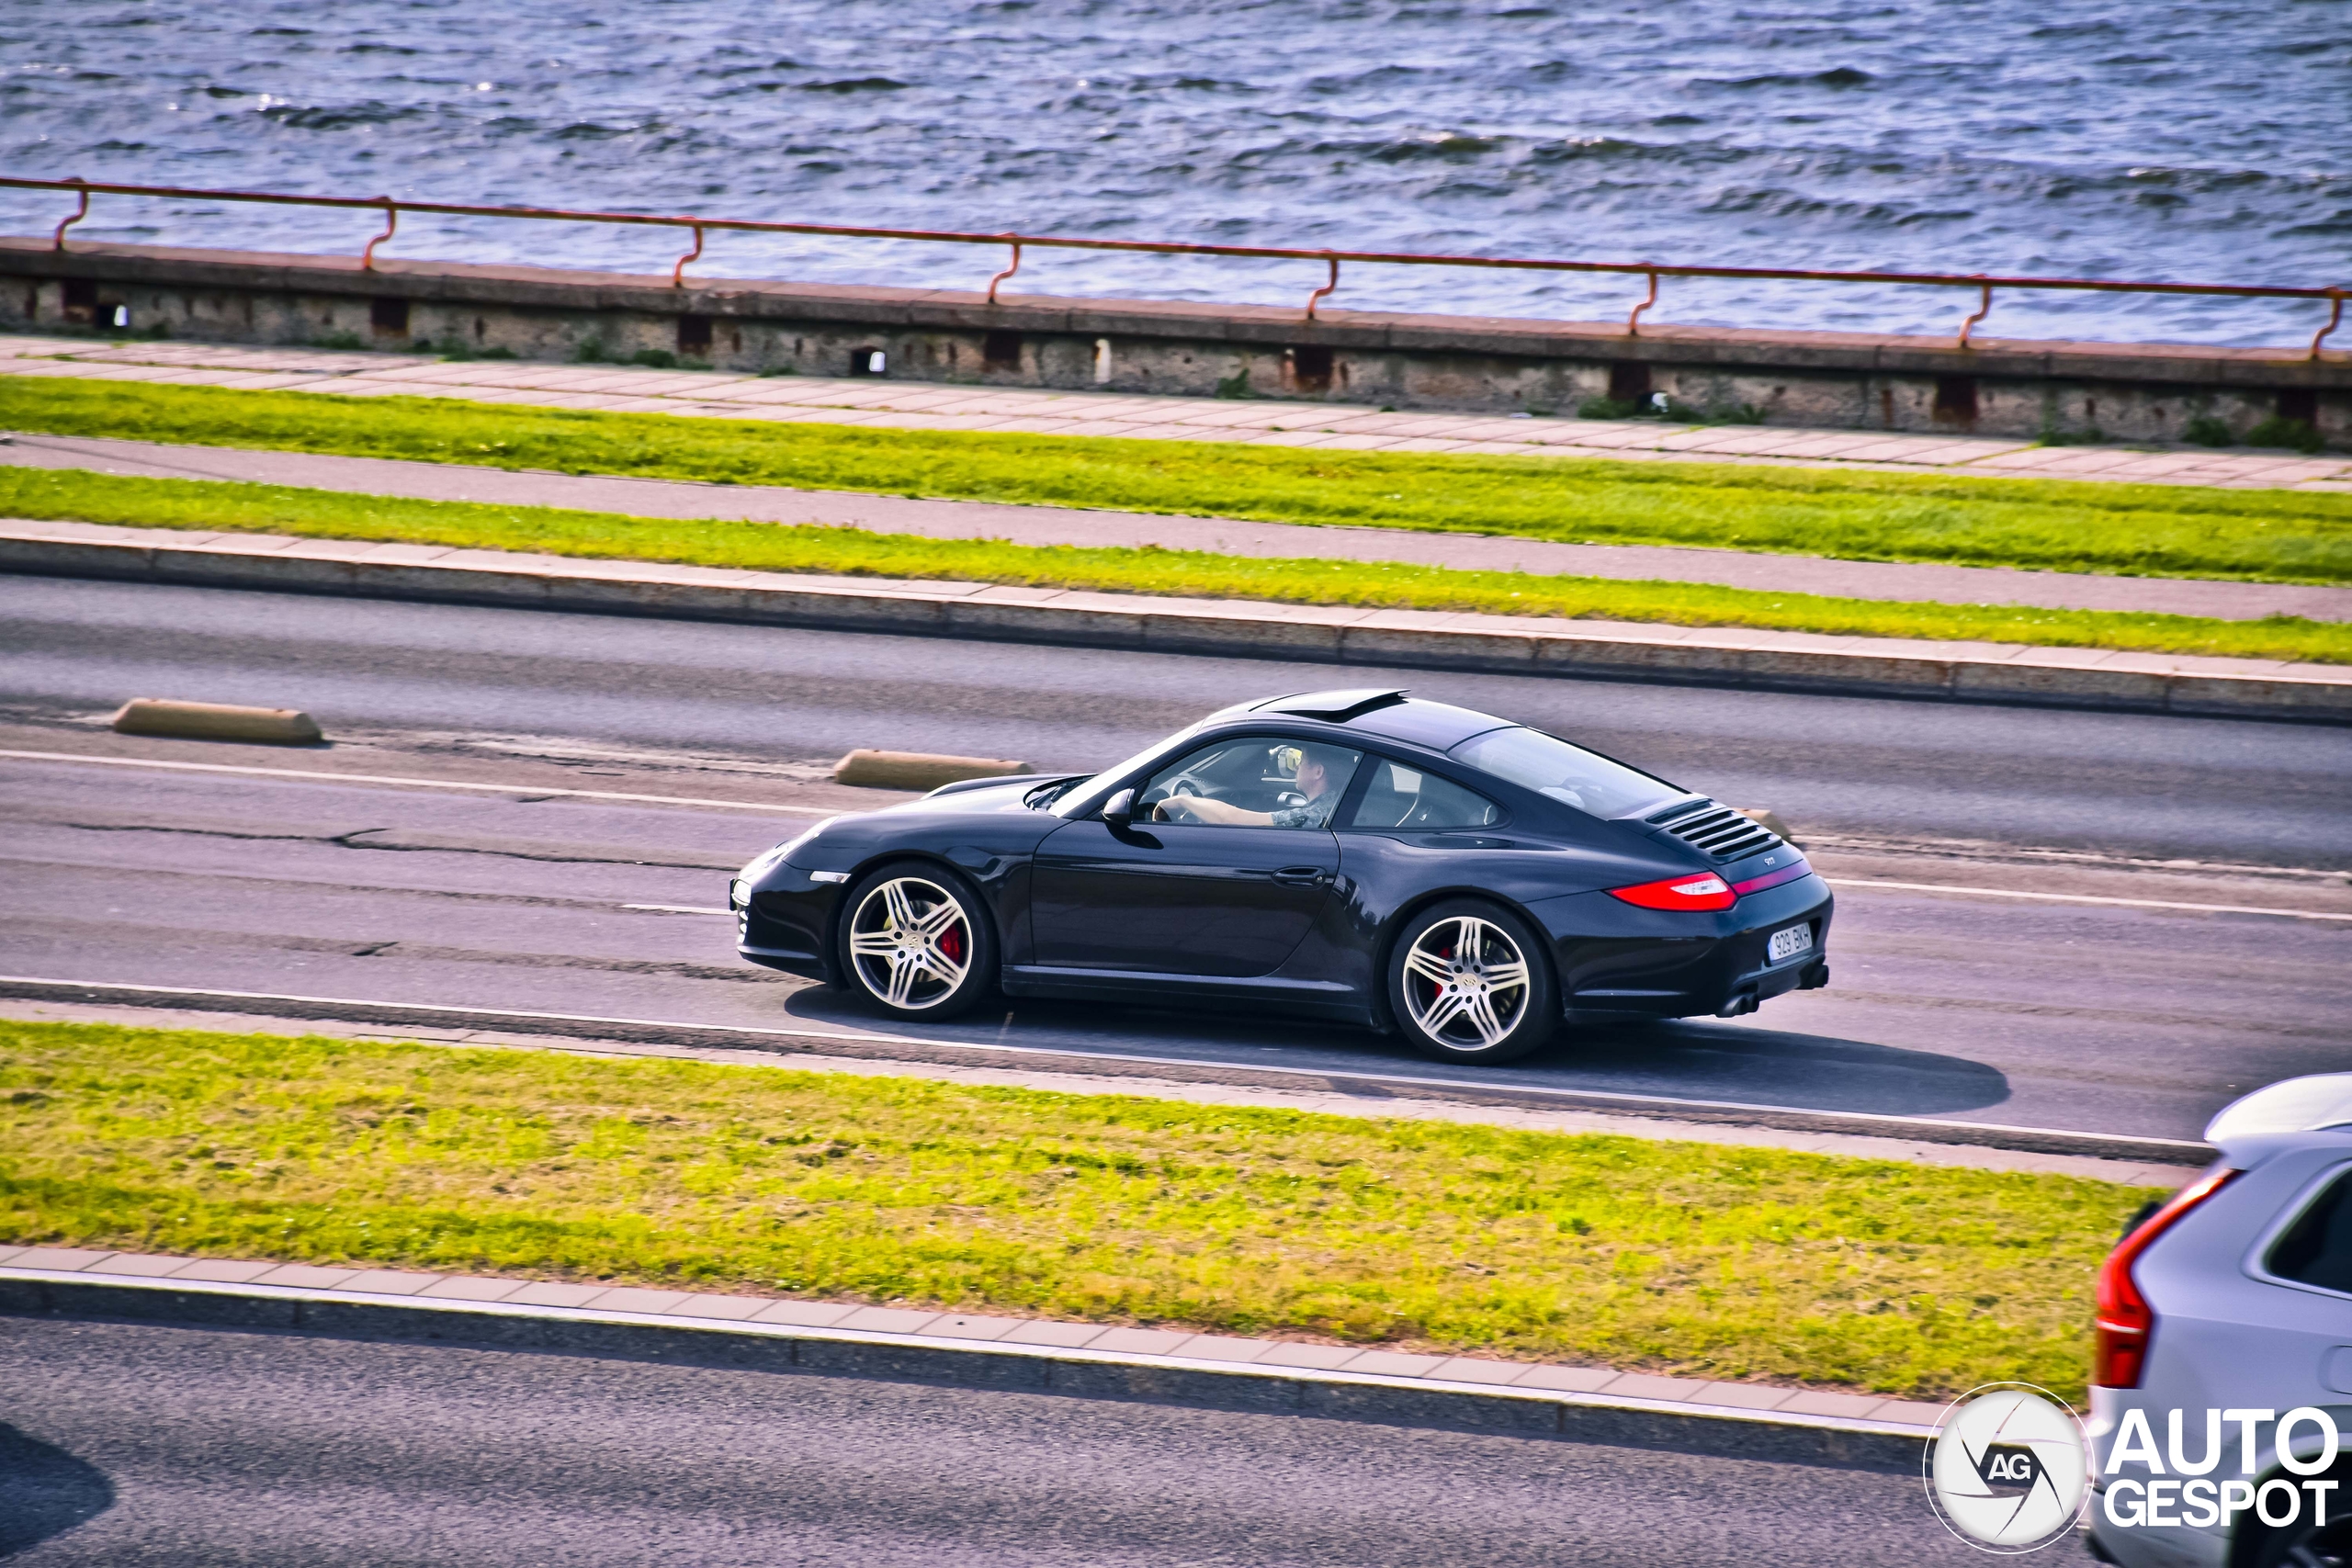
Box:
2, 0, 2346, 344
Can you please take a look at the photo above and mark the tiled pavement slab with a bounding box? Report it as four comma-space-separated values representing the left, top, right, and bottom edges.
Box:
5, 332, 2346, 492
0, 1243, 1952, 1439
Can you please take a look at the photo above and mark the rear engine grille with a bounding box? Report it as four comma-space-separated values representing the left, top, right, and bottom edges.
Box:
1652, 800, 1781, 862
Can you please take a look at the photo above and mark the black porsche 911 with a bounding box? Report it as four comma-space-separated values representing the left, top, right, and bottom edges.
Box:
731, 689, 1831, 1066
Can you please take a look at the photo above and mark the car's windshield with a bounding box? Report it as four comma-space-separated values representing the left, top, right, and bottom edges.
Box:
1449, 727, 1679, 818
1049, 726, 1206, 816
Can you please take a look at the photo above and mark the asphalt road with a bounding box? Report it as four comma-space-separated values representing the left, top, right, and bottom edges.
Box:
0, 1316, 2011, 1567
4, 575, 2348, 1140
9, 575, 2350, 863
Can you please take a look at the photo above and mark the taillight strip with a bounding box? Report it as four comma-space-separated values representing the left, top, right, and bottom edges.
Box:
1730, 859, 1813, 896
2092, 1166, 2240, 1389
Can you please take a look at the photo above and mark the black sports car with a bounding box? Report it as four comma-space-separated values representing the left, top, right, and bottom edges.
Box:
732, 689, 1832, 1065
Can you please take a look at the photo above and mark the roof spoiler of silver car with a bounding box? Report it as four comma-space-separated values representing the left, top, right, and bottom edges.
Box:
2205, 1072, 2352, 1145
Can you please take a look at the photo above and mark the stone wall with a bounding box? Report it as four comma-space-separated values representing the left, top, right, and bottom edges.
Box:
3, 237, 2344, 446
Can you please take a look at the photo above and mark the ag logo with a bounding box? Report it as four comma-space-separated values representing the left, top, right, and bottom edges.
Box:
1925, 1383, 2091, 1552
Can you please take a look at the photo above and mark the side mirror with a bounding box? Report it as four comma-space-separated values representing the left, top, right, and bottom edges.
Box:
1102, 788, 1135, 826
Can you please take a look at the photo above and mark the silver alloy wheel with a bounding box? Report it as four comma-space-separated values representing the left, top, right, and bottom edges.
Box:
845, 875, 972, 1010
1399, 915, 1532, 1050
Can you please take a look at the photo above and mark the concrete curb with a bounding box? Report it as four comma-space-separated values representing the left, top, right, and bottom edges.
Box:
4, 519, 2346, 722
833, 747, 1032, 789
0, 976, 2215, 1167
0, 1265, 1936, 1472
109, 695, 323, 744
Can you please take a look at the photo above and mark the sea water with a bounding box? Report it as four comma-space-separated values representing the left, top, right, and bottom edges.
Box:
5, 0, 2346, 344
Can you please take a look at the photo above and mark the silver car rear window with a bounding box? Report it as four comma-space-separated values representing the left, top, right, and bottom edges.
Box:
2268, 1168, 2352, 1295
1449, 727, 1678, 818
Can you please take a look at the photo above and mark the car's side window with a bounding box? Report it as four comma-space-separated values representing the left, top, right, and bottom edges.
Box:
1343, 760, 1501, 830
1136, 738, 1363, 829
2267, 1168, 2352, 1294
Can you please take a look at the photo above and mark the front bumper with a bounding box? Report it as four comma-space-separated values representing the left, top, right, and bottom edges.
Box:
732, 871, 840, 982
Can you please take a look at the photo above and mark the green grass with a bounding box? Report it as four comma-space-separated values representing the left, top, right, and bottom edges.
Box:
8, 376, 2352, 583
0, 1019, 2157, 1399
10, 466, 2351, 664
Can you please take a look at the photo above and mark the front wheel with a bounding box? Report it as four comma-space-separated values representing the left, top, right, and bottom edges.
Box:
835, 861, 995, 1021
1385, 899, 1557, 1066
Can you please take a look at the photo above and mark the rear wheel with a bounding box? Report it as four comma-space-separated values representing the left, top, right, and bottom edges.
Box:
1386, 899, 1557, 1066
836, 862, 995, 1021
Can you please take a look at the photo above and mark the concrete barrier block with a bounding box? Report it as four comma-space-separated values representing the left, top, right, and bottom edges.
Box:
1046, 1357, 1308, 1414
788, 1334, 1052, 1392
1141, 606, 1350, 658
1544, 1399, 1923, 1471
146, 544, 353, 593
741, 583, 954, 634
2168, 675, 2352, 721
1304, 1378, 1566, 1436
1734, 646, 1958, 691
0, 534, 154, 580
112, 698, 322, 744
1952, 659, 2170, 707
835, 750, 1032, 790
340, 560, 551, 604
531, 572, 753, 621
946, 596, 1146, 647
1341, 622, 1538, 670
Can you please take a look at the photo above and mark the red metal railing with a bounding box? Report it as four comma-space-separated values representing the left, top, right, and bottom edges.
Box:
6, 174, 2346, 360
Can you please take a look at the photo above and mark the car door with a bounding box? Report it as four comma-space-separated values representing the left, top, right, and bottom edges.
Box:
1029, 737, 1362, 977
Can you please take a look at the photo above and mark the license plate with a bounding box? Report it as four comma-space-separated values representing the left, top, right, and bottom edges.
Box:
1768, 924, 1814, 963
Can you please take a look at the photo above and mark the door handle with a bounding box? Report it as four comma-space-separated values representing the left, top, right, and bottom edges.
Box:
1272, 865, 1328, 886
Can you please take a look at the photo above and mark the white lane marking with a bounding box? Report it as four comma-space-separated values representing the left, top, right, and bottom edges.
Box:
0, 976, 2209, 1158
622, 904, 733, 915
0, 748, 832, 816
1827, 877, 2352, 922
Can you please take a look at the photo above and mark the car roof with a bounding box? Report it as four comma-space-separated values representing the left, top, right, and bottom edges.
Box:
1245, 690, 1513, 752
2207, 1073, 2352, 1146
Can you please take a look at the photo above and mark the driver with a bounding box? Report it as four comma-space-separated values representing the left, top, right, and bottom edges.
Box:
1154, 744, 1348, 828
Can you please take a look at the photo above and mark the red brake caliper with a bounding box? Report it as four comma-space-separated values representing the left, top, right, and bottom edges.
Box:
939, 922, 964, 964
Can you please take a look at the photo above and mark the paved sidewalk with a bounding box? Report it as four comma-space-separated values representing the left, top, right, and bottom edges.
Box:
6, 331, 2348, 493
10, 429, 2349, 623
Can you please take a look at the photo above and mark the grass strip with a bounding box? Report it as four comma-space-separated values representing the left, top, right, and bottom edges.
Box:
7, 376, 2352, 583
9, 466, 2350, 664
0, 1019, 2154, 1399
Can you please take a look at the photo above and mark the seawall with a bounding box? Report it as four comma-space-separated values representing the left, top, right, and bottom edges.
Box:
3, 236, 2345, 446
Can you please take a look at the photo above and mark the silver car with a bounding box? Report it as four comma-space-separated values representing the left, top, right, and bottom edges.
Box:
2087, 1074, 2352, 1568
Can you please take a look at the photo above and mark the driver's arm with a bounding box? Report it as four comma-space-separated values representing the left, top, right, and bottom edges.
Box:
1154, 795, 1272, 825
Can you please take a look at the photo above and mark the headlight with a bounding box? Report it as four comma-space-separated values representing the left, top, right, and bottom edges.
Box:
736, 818, 832, 884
